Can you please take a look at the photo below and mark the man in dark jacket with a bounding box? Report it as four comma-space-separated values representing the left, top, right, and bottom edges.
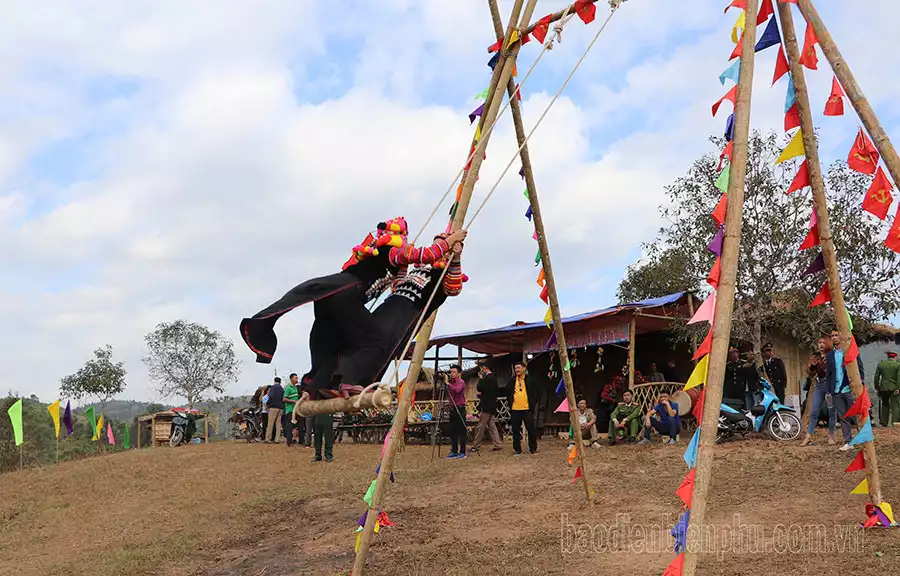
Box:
471, 362, 503, 452
265, 377, 285, 443
505, 360, 541, 455
723, 347, 759, 409
760, 342, 788, 403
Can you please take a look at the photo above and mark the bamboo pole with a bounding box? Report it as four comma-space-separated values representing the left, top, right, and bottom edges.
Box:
682, 2, 759, 574
628, 314, 636, 389
293, 389, 392, 418
351, 3, 533, 574
778, 1, 882, 503
795, 0, 900, 188
487, 0, 593, 504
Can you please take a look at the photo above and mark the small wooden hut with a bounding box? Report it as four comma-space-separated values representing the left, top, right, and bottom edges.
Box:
136, 409, 210, 448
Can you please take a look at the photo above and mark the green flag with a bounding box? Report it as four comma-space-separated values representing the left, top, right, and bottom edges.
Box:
123, 423, 131, 450
715, 163, 730, 193
7, 398, 23, 446
84, 406, 96, 439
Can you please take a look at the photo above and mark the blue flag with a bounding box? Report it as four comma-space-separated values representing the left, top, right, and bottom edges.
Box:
724, 112, 735, 142
487, 51, 500, 71
785, 76, 797, 113
683, 428, 700, 468
849, 419, 874, 446
719, 60, 740, 85
672, 509, 690, 553
555, 378, 565, 395
525, 205, 533, 221
754, 16, 780, 52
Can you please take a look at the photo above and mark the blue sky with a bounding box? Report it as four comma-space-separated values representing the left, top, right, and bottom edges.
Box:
2, 0, 900, 404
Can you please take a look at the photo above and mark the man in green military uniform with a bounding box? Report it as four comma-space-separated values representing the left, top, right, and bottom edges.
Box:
608, 389, 641, 444
874, 351, 900, 427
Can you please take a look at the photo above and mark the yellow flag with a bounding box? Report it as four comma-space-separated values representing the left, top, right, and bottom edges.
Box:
776, 129, 805, 164
94, 414, 104, 441
850, 478, 869, 495
506, 29, 519, 48
354, 532, 362, 552
544, 307, 553, 327
474, 123, 482, 142
731, 11, 745, 44
684, 355, 709, 391
878, 502, 896, 525
48, 399, 61, 438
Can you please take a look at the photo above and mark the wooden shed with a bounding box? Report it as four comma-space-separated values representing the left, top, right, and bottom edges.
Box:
136, 409, 210, 448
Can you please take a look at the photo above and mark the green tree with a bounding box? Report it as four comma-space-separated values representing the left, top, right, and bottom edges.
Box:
618, 131, 900, 350
142, 320, 241, 408
60, 345, 126, 412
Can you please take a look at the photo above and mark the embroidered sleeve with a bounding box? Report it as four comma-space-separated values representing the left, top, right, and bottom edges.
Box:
390, 267, 407, 292
442, 255, 464, 296
389, 238, 451, 267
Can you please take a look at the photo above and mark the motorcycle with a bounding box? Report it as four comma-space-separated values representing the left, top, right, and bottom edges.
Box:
169, 408, 200, 447
717, 378, 801, 442
229, 408, 262, 443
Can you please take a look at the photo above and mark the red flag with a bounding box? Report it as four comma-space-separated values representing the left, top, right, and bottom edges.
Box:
781, 0, 797, 3
784, 102, 801, 133
693, 329, 712, 361
693, 389, 706, 423
539, 284, 549, 304
799, 225, 820, 250
845, 450, 866, 473
757, 0, 774, 24
786, 160, 810, 194
521, 33, 531, 46
799, 23, 819, 70
574, 0, 596, 24
843, 336, 860, 365
730, 34, 743, 61
824, 76, 845, 116
844, 388, 872, 418
862, 166, 894, 220
663, 554, 685, 576
488, 38, 502, 53
712, 194, 728, 226
514, 83, 522, 101
886, 205, 900, 254
724, 0, 747, 13
675, 469, 696, 508
810, 281, 831, 307
532, 14, 553, 44
572, 466, 583, 483
772, 45, 790, 85
712, 86, 738, 117
718, 141, 734, 171
848, 128, 880, 175
707, 257, 721, 289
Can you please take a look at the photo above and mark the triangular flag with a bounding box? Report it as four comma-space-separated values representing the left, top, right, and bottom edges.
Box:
468, 103, 484, 124
363, 479, 377, 506
354, 532, 362, 552
809, 206, 818, 229
886, 204, 900, 254
487, 51, 500, 71
715, 164, 730, 193
663, 554, 685, 576
567, 444, 577, 465
799, 22, 819, 70
754, 16, 780, 52
724, 0, 747, 13
707, 227, 724, 257
707, 257, 721, 289
785, 75, 797, 112
539, 284, 549, 304
843, 336, 860, 365
810, 281, 831, 307
505, 29, 520, 48
487, 37, 502, 53
63, 400, 73, 436
85, 406, 96, 438
729, 35, 743, 61
675, 469, 696, 508
712, 86, 738, 117
474, 87, 489, 100
693, 329, 713, 361
724, 112, 735, 142
712, 194, 727, 226
693, 389, 706, 423
845, 450, 866, 473
95, 414, 104, 441
525, 204, 534, 221
683, 428, 700, 468
48, 399, 61, 439
877, 502, 896, 526
688, 292, 716, 325
718, 141, 734, 171
685, 355, 710, 391
847, 310, 854, 332
123, 423, 131, 450
546, 331, 558, 350
776, 129, 805, 163
532, 15, 552, 44
7, 398, 23, 446
555, 378, 565, 395
786, 159, 810, 194
572, 466, 583, 483
474, 123, 482, 142
574, 0, 596, 24
801, 251, 825, 276
799, 225, 820, 250
784, 102, 801, 133
850, 478, 869, 495
862, 166, 894, 220
536, 268, 546, 287
534, 248, 541, 266
848, 128, 880, 175
849, 420, 874, 446
555, 397, 569, 413
757, 0, 774, 24
844, 388, 872, 419
544, 307, 553, 328
731, 11, 745, 44
772, 45, 790, 85
824, 76, 845, 116
719, 60, 741, 85
106, 422, 115, 445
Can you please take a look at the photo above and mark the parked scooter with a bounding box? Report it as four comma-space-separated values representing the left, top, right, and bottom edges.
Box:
717, 378, 801, 442
169, 408, 199, 447
230, 408, 262, 442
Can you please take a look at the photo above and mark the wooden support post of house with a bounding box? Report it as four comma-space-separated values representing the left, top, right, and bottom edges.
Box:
352, 2, 532, 573
628, 314, 637, 388
487, 0, 593, 504
779, 1, 883, 503
205, 416, 209, 444
150, 416, 155, 449
683, 2, 759, 574
457, 345, 463, 368
433, 344, 441, 397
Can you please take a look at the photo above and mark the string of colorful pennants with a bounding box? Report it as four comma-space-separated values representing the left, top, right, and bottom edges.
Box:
6, 398, 132, 453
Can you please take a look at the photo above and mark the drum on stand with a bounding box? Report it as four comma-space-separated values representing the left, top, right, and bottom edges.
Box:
670, 387, 703, 417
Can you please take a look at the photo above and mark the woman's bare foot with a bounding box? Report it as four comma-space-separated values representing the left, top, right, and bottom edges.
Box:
800, 433, 813, 446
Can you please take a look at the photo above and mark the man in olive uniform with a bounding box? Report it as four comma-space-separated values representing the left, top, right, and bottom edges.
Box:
608, 389, 641, 444
874, 351, 900, 427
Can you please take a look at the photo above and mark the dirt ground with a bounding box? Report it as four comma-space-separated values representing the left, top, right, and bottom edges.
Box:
2, 428, 899, 576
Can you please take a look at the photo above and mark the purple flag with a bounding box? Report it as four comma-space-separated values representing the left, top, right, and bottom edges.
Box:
725, 112, 735, 142
63, 400, 73, 436
358, 510, 368, 526
468, 103, 484, 124
546, 331, 558, 349
525, 205, 533, 221
519, 166, 525, 179
707, 227, 724, 257
802, 251, 825, 276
